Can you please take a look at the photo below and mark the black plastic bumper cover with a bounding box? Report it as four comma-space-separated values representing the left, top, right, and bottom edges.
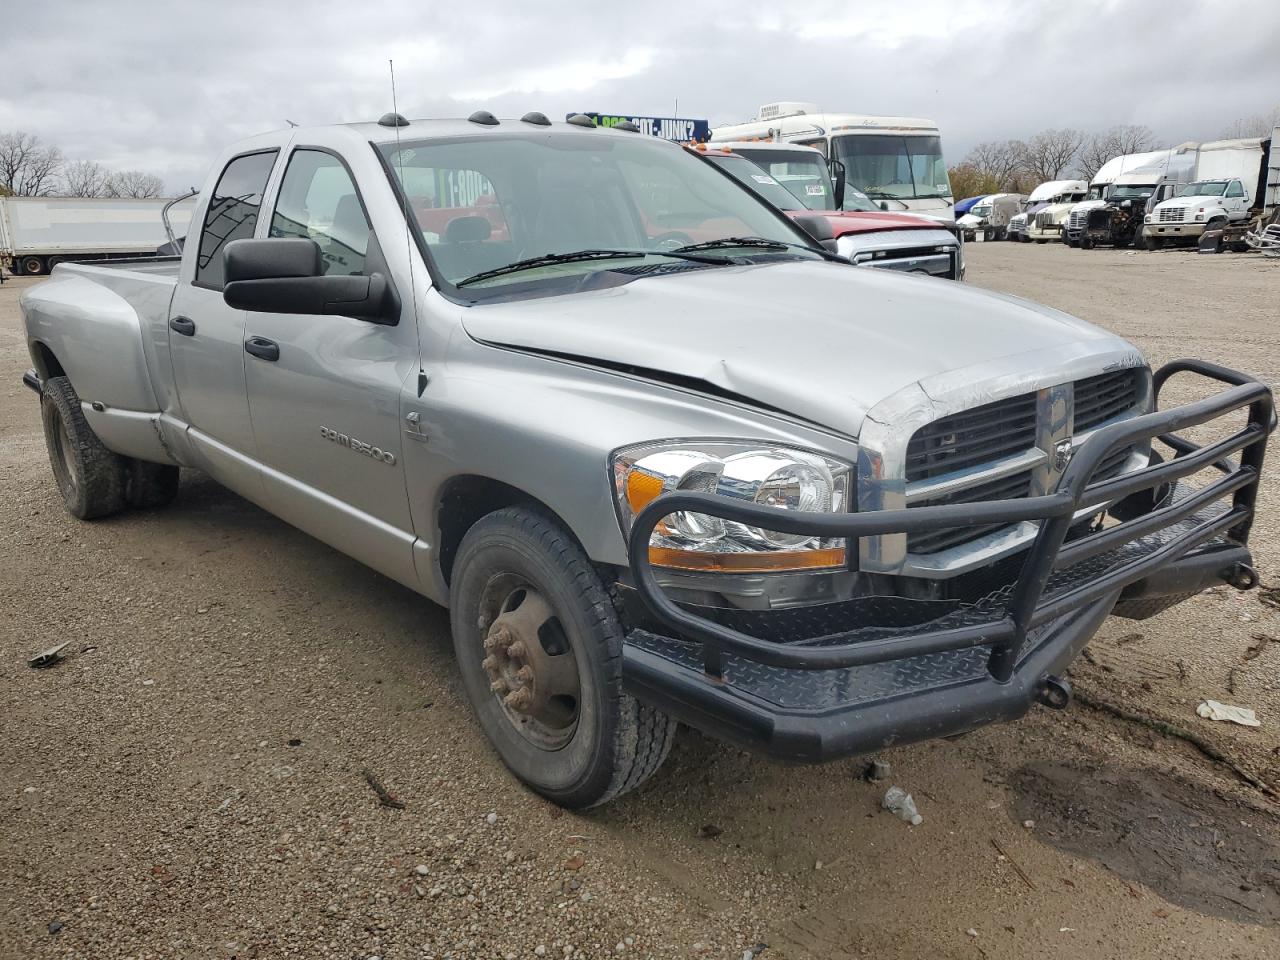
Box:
620, 360, 1273, 761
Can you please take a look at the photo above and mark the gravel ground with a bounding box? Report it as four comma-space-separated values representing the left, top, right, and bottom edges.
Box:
2, 242, 1279, 959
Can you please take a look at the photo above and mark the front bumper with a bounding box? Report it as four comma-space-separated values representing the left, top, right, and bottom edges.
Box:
1145, 221, 1206, 239
1027, 225, 1062, 240
622, 361, 1272, 761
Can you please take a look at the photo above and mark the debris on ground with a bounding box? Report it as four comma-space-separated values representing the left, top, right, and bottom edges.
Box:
1245, 634, 1274, 661
360, 768, 405, 809
47, 921, 63, 936
882, 786, 923, 825
1196, 700, 1261, 727
696, 824, 722, 840
28, 640, 71, 669
862, 758, 891, 782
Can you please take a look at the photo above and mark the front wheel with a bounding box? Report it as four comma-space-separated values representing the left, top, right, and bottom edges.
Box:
449, 507, 676, 808
21, 256, 45, 276
40, 376, 127, 519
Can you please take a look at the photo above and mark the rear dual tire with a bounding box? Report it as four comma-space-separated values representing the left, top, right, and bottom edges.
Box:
40, 375, 178, 519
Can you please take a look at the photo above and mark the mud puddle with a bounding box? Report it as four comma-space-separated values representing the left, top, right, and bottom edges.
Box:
1013, 762, 1280, 923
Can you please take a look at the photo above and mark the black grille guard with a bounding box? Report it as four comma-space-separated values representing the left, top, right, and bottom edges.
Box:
628, 360, 1273, 683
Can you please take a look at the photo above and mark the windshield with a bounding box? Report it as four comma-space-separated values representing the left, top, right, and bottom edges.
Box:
1110, 184, 1154, 200
378, 133, 818, 294
1087, 185, 1106, 200
1177, 180, 1228, 197
730, 148, 836, 210
831, 134, 951, 202
971, 204, 991, 218
701, 154, 803, 211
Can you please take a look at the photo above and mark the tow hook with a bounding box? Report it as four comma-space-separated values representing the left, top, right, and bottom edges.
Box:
1224, 563, 1259, 591
1037, 674, 1072, 710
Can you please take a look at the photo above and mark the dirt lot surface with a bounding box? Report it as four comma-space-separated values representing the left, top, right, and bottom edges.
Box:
3, 243, 1280, 959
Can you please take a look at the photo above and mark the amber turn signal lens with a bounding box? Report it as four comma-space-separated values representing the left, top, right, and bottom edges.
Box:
648, 545, 846, 573
624, 470, 665, 514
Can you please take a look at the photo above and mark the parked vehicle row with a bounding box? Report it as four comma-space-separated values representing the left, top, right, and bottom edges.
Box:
19, 111, 1273, 808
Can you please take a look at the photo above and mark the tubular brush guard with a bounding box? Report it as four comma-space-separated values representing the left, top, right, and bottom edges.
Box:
620, 360, 1273, 761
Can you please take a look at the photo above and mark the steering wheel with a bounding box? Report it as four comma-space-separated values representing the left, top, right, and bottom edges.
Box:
649, 232, 695, 251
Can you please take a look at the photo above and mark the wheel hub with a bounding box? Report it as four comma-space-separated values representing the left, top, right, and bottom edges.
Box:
479, 585, 581, 744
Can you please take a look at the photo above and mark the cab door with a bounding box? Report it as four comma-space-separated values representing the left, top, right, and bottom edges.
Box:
1225, 179, 1249, 219
242, 147, 419, 588
168, 148, 279, 494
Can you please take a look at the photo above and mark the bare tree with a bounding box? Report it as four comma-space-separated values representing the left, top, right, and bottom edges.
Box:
0, 131, 64, 196
1020, 128, 1086, 183
106, 170, 164, 199
61, 159, 113, 197
963, 139, 1030, 192
1221, 106, 1280, 139
1076, 131, 1120, 183
1112, 124, 1159, 156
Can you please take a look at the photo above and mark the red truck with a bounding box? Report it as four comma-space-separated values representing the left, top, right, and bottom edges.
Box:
694, 141, 963, 280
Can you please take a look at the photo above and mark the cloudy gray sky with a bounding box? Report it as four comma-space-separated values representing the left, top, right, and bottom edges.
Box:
3, 0, 1279, 193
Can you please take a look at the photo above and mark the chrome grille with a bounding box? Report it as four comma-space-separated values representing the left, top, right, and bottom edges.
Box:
1075, 370, 1140, 431
1068, 209, 1088, 230
1159, 207, 1184, 222
906, 394, 1038, 482
1035, 212, 1056, 229
900, 370, 1146, 559
909, 469, 1034, 554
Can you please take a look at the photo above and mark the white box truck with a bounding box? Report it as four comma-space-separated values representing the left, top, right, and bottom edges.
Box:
1144, 130, 1280, 248
0, 196, 195, 277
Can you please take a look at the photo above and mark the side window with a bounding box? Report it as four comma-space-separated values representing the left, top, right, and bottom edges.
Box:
195, 151, 278, 288
270, 150, 371, 276
1226, 180, 1246, 198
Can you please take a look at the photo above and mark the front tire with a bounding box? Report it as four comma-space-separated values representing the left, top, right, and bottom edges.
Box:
449, 507, 676, 808
40, 376, 127, 519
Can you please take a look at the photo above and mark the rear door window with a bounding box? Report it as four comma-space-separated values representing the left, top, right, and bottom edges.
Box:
195, 150, 278, 288
270, 150, 371, 276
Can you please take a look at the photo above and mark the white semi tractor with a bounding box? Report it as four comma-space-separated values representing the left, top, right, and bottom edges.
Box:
0, 196, 195, 277
710, 102, 956, 225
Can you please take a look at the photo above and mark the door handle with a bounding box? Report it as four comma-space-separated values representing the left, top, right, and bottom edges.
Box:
169, 316, 196, 336
244, 337, 280, 362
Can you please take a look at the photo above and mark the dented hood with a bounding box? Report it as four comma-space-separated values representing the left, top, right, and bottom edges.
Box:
461, 260, 1133, 437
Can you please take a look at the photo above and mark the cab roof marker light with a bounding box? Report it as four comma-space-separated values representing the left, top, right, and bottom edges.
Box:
566, 113, 597, 128
377, 112, 409, 128
520, 112, 551, 126
468, 110, 499, 126
613, 120, 641, 133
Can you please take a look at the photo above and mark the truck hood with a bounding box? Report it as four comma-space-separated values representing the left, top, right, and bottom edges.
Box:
1156, 196, 1218, 210
812, 210, 944, 236
461, 260, 1130, 437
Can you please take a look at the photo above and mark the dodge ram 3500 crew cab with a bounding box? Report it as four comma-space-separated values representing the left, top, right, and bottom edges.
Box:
21, 114, 1273, 809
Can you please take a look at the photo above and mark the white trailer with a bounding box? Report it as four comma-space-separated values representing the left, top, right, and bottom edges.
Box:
0, 196, 195, 277
710, 103, 955, 225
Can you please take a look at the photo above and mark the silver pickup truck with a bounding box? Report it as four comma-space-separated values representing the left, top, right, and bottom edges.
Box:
20, 113, 1273, 808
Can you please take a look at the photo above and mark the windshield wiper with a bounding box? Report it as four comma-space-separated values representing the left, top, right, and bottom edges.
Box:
674, 236, 845, 263
455, 248, 732, 288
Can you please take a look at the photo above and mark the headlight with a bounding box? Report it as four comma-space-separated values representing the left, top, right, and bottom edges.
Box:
611, 441, 851, 573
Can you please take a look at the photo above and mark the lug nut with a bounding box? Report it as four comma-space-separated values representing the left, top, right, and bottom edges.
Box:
515, 665, 534, 685
504, 688, 533, 711
481, 655, 499, 672
507, 640, 527, 659
489, 680, 507, 693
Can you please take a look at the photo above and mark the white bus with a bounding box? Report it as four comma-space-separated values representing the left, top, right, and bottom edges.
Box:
711, 102, 955, 224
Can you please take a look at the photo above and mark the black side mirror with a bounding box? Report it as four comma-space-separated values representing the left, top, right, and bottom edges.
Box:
792, 213, 835, 246
222, 236, 401, 325
828, 159, 846, 210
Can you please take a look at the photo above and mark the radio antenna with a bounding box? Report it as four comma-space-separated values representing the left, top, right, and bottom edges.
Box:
389, 59, 428, 397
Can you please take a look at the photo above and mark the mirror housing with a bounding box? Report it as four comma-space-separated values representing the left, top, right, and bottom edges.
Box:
791, 213, 837, 251
221, 237, 401, 325
828, 159, 847, 210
